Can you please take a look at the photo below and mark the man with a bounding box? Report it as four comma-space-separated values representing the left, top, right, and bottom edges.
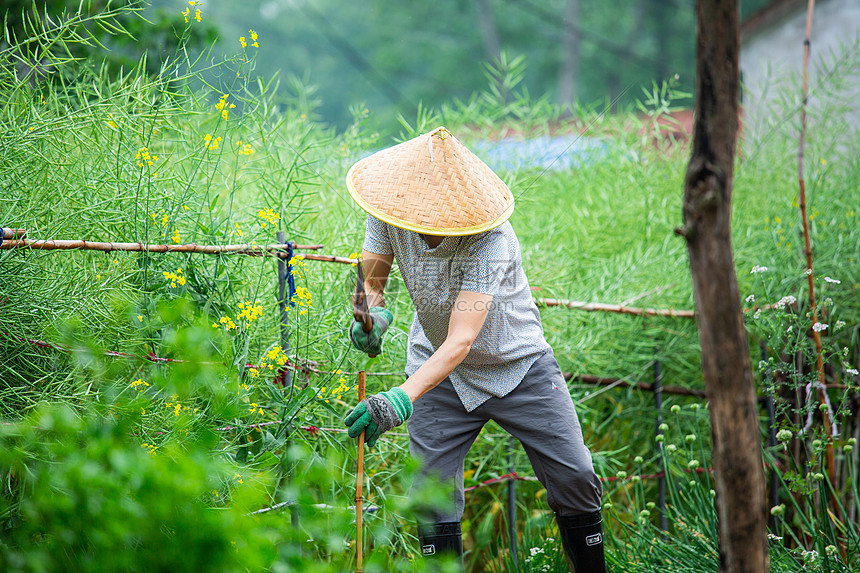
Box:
343, 127, 606, 572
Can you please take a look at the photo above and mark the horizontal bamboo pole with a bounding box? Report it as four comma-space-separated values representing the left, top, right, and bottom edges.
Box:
2, 228, 27, 240
537, 297, 696, 319
0, 238, 324, 255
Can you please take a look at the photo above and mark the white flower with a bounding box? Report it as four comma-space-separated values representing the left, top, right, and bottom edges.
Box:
767, 534, 783, 541
825, 545, 837, 558
776, 429, 793, 442
775, 295, 797, 309
847, 368, 859, 376
754, 309, 762, 319
801, 549, 818, 563
745, 294, 755, 304
529, 547, 545, 557
824, 276, 841, 284
806, 268, 813, 275
812, 322, 828, 332
750, 265, 768, 274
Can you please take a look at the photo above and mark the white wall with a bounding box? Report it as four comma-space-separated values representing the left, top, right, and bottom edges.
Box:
740, 0, 860, 141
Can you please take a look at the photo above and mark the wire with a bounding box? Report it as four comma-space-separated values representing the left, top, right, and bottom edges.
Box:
297, 3, 409, 110
509, 0, 671, 72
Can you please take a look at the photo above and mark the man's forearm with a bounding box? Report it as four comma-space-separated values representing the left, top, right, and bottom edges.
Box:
365, 283, 385, 308
399, 336, 472, 402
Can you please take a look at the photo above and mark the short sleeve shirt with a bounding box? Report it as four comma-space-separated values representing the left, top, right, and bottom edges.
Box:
363, 215, 551, 411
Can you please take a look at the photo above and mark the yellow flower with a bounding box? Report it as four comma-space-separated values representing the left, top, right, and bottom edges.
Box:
249, 29, 259, 47
215, 94, 236, 120
238, 142, 254, 155
249, 368, 259, 378
135, 146, 156, 168
171, 229, 180, 244
163, 268, 186, 288
137, 314, 144, 322
237, 300, 264, 325
194, 8, 202, 22
257, 208, 280, 228
131, 378, 150, 390
204, 133, 222, 150
239, 36, 247, 48
181, 7, 189, 22
234, 223, 243, 237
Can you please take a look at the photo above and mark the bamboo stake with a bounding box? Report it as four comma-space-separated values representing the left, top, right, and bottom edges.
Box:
0, 238, 324, 255
797, 0, 839, 493
355, 370, 366, 573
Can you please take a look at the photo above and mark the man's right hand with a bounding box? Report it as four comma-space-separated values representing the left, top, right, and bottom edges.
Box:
349, 306, 393, 355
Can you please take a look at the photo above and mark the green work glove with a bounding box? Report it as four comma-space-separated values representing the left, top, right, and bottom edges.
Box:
344, 387, 413, 447
349, 306, 393, 356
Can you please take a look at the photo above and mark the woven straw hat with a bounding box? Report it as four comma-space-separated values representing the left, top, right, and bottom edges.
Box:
346, 126, 514, 236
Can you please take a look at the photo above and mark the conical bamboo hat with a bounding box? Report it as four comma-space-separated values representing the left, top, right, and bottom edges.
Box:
346, 127, 514, 236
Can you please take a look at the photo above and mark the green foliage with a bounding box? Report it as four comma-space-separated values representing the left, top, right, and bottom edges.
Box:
0, 403, 276, 573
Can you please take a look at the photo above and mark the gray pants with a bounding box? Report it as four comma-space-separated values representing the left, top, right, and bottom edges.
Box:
409, 350, 603, 523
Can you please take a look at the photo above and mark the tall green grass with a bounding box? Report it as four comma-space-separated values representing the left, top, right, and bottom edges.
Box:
1, 3, 859, 571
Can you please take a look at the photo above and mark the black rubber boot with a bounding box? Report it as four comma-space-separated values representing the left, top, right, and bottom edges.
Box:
557, 510, 607, 573
418, 521, 463, 567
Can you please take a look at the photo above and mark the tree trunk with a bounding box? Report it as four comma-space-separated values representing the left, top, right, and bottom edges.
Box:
679, 1, 768, 572
475, 0, 501, 61
558, 0, 580, 105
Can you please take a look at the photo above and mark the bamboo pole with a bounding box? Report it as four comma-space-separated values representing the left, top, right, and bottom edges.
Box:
355, 370, 366, 573
797, 0, 834, 475
536, 297, 696, 319
302, 253, 360, 265
797, 0, 842, 531
1, 228, 27, 240
0, 238, 323, 255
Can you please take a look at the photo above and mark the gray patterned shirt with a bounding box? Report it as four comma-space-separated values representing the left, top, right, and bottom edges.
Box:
363, 215, 550, 411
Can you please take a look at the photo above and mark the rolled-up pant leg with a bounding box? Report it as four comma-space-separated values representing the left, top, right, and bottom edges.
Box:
475, 349, 603, 516
408, 378, 486, 523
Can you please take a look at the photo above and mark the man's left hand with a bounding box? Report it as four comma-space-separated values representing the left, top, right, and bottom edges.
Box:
344, 387, 413, 447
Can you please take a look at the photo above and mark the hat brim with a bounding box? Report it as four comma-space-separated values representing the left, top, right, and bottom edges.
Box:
347, 158, 514, 236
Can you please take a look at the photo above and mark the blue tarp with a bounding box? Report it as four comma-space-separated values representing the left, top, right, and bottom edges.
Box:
470, 135, 607, 172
